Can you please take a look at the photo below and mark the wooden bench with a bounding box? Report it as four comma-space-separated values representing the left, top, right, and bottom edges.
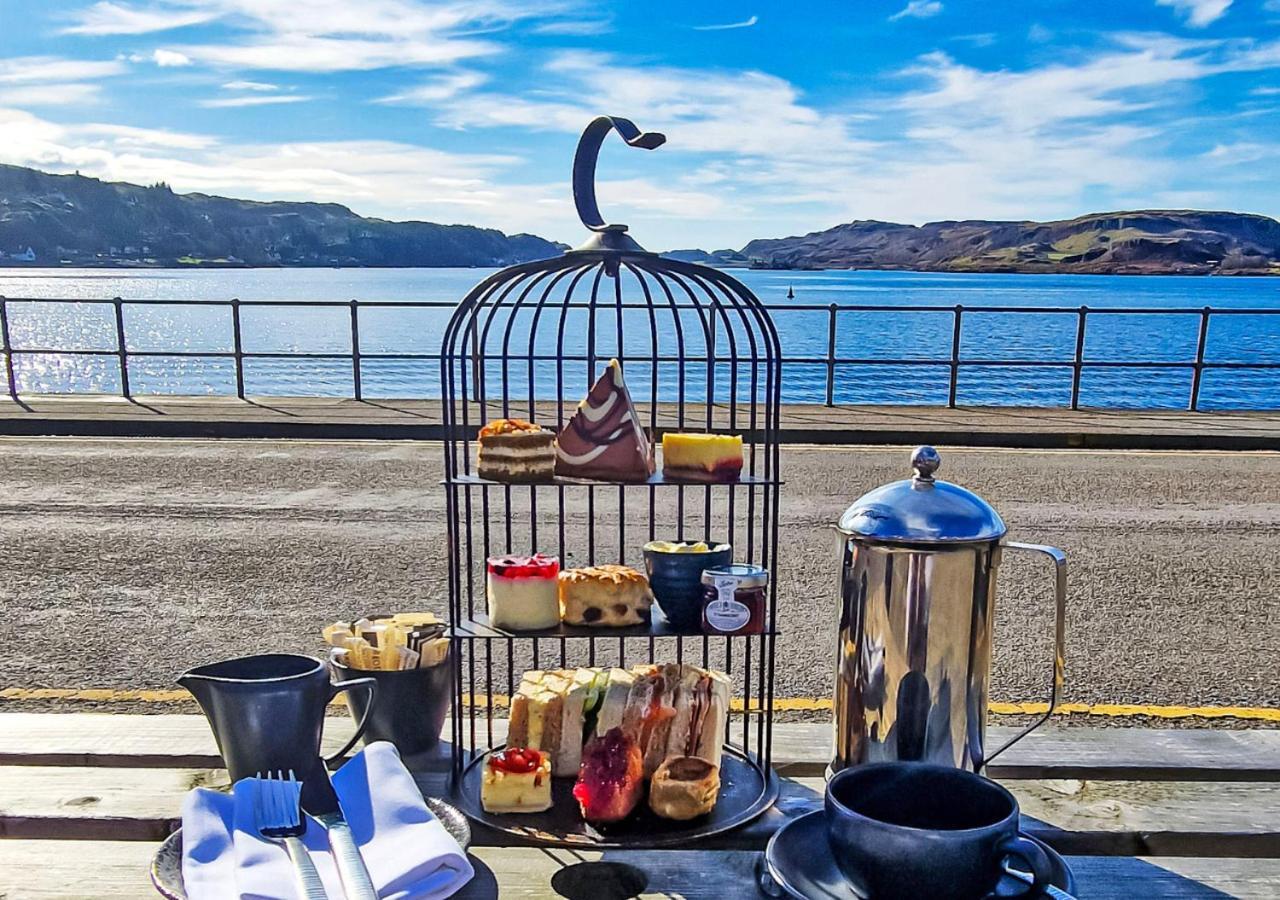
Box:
1, 713, 1277, 898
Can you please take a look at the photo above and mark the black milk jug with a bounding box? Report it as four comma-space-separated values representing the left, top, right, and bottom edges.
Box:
179, 654, 376, 805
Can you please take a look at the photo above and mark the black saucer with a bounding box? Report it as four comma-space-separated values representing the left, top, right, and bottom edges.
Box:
761, 811, 1076, 899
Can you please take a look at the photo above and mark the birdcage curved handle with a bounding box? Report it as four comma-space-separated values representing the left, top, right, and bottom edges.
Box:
573, 116, 666, 233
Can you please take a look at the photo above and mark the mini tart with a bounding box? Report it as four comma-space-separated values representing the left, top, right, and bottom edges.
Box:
481, 747, 552, 814
559, 564, 654, 627
648, 756, 720, 820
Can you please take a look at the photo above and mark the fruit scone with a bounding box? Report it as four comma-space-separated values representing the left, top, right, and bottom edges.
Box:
559, 564, 655, 627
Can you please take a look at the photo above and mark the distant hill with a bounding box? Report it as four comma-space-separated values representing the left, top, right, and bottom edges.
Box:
0, 164, 564, 268
661, 248, 748, 266
736, 211, 1280, 275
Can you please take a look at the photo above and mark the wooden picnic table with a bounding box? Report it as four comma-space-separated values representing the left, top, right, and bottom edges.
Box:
1, 713, 1277, 898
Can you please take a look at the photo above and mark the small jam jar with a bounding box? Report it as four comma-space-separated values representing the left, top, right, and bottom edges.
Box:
700, 564, 769, 635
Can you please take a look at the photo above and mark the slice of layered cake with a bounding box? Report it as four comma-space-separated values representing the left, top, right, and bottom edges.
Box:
477, 418, 555, 482
554, 359, 655, 482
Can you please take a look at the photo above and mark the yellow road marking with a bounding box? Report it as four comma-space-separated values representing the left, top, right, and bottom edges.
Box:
2, 687, 1278, 722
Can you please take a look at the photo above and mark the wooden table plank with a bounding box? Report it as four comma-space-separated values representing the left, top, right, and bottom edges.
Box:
0, 766, 226, 840
3, 764, 1277, 857
1, 841, 1278, 899
1, 714, 1277, 782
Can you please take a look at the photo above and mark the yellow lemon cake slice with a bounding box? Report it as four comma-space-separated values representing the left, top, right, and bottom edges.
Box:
661, 433, 743, 483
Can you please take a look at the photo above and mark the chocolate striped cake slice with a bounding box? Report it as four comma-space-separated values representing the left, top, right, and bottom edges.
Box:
554, 359, 655, 482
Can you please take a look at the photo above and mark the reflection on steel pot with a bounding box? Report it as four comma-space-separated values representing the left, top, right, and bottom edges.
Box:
830, 446, 1067, 774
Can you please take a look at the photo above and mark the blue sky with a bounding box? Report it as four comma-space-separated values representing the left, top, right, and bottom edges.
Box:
1, 1, 1279, 248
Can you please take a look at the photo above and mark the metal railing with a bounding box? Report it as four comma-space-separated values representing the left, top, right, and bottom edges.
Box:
0, 296, 1277, 411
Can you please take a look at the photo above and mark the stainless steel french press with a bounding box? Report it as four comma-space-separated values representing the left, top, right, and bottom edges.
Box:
831, 446, 1066, 774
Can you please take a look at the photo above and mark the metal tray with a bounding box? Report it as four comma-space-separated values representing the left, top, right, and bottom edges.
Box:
454, 745, 778, 848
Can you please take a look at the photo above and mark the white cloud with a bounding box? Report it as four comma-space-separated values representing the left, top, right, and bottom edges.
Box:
128, 48, 191, 66
152, 48, 191, 66
427, 30, 1280, 243
1202, 141, 1275, 163
1252, 85, 1280, 95
530, 18, 612, 35
221, 80, 278, 92
0, 104, 543, 229
62, 1, 219, 35
1028, 23, 1054, 43
0, 56, 125, 109
692, 15, 759, 31
177, 34, 495, 72
377, 71, 488, 104
1156, 0, 1233, 27
953, 33, 996, 47
0, 57, 127, 83
0, 84, 103, 106
441, 50, 874, 165
197, 94, 312, 108
889, 1, 943, 22
77, 123, 216, 149
112, 0, 566, 72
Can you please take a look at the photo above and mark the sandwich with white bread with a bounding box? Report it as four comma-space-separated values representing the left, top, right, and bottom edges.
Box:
503, 663, 730, 786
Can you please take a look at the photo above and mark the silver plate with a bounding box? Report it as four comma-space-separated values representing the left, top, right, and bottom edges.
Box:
149, 796, 471, 899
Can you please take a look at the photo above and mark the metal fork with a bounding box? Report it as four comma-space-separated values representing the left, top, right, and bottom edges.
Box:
254, 770, 330, 900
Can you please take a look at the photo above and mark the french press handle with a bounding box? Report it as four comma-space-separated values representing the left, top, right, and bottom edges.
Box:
980, 542, 1066, 768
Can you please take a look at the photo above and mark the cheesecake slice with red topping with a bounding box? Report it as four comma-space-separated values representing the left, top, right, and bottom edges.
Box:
487, 553, 561, 631
481, 747, 552, 814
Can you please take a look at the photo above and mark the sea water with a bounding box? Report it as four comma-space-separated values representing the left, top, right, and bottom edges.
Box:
0, 267, 1276, 409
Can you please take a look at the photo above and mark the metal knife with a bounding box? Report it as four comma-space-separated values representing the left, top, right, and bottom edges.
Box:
306, 769, 379, 900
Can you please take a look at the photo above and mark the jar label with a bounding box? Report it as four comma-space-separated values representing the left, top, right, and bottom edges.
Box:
712, 574, 739, 604
706, 580, 751, 632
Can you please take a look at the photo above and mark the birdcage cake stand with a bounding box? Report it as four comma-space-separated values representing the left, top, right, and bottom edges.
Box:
440, 117, 782, 848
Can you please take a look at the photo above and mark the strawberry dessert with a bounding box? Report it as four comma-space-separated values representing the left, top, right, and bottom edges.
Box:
572, 727, 645, 824
486, 553, 561, 631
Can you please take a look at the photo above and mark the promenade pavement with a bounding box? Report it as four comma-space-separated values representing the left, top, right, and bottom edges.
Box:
0, 435, 1276, 718
2, 395, 1280, 450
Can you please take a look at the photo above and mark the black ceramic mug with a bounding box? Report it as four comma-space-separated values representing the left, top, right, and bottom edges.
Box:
331, 657, 451, 756
825, 762, 1050, 900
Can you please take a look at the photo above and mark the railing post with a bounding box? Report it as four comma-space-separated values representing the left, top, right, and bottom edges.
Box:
1189, 306, 1211, 411
947, 304, 963, 408
230, 298, 245, 399
1070, 306, 1088, 410
112, 296, 130, 398
350, 299, 362, 401
0, 297, 16, 399
825, 303, 837, 407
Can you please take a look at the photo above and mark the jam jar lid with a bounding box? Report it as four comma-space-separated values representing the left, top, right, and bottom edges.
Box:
701, 564, 769, 588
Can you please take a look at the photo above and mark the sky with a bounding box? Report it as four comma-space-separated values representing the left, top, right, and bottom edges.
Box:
0, 1, 1279, 249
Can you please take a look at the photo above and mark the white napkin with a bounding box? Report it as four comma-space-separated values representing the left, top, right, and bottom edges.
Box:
182, 741, 474, 900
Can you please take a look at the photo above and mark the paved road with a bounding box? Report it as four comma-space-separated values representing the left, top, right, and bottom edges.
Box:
0, 437, 1276, 715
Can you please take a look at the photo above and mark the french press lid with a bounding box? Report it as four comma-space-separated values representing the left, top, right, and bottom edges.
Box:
836, 446, 1007, 544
